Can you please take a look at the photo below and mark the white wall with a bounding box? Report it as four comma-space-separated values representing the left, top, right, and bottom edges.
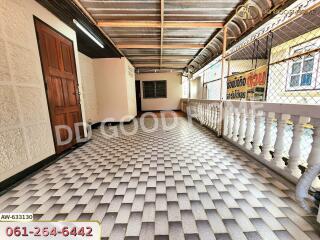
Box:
0, 0, 86, 181
94, 57, 137, 121
125, 61, 137, 117
78, 53, 99, 124
136, 72, 182, 111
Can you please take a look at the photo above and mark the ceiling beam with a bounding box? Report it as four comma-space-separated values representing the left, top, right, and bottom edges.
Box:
117, 44, 204, 49
136, 69, 184, 73
160, 0, 164, 68
135, 63, 186, 66
98, 21, 224, 28
135, 64, 186, 68
88, 8, 235, 12
129, 56, 193, 60
166, 22, 224, 28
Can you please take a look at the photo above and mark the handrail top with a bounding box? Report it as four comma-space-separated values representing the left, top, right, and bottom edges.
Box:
181, 98, 222, 103
224, 100, 320, 119
182, 98, 320, 119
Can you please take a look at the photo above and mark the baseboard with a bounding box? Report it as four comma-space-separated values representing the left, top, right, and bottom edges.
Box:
0, 140, 90, 196
91, 122, 102, 129
140, 109, 181, 112
91, 118, 135, 128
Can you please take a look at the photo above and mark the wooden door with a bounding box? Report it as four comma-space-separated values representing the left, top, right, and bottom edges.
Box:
35, 19, 83, 154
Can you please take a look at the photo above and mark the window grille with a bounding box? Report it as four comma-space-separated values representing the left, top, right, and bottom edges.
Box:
143, 81, 167, 98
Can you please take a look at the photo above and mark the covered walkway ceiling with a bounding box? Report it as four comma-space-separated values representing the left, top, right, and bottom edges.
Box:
76, 0, 241, 73
75, 0, 294, 73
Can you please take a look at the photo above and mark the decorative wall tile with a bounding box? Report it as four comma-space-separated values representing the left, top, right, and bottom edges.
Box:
25, 123, 54, 160
0, 85, 20, 126
7, 41, 41, 84
17, 86, 48, 123
0, 128, 27, 175
0, 38, 10, 82
0, 0, 34, 46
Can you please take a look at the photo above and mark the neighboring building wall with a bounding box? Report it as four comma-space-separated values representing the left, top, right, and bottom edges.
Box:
0, 0, 86, 182
136, 72, 182, 111
206, 80, 224, 100
182, 76, 189, 98
190, 59, 267, 100
190, 76, 204, 99
267, 28, 320, 104
94, 57, 137, 121
228, 59, 268, 75
78, 53, 99, 124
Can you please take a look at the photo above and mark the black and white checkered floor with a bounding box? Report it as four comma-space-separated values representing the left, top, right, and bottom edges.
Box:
1, 117, 320, 240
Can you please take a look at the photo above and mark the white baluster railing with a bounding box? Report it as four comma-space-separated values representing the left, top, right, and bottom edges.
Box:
182, 99, 320, 186
232, 108, 240, 142
288, 116, 309, 177
273, 113, 290, 168
307, 119, 320, 169
238, 107, 247, 145
252, 111, 264, 155
244, 108, 255, 150
182, 98, 320, 221
222, 100, 320, 188
181, 99, 223, 136
262, 112, 275, 161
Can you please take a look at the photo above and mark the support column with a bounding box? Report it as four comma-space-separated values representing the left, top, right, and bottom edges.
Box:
188, 72, 192, 99
220, 26, 227, 101
273, 113, 290, 168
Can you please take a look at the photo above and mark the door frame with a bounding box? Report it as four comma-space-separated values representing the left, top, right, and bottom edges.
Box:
135, 80, 142, 113
34, 16, 84, 153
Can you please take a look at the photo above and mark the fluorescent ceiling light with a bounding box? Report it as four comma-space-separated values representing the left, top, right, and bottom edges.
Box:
73, 19, 104, 49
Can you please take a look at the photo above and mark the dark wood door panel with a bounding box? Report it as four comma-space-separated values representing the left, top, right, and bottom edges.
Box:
54, 113, 69, 140
35, 19, 83, 154
67, 79, 78, 105
55, 106, 81, 115
44, 34, 60, 70
48, 76, 65, 108
61, 42, 74, 73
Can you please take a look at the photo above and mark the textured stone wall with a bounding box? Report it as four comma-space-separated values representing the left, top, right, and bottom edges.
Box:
78, 53, 99, 124
0, 0, 86, 182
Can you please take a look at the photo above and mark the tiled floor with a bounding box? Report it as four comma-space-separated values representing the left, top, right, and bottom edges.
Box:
0, 117, 320, 240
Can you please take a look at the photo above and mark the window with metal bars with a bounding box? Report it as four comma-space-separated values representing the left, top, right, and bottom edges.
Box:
143, 80, 167, 98
286, 38, 320, 91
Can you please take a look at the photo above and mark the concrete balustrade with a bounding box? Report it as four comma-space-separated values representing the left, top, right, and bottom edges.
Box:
181, 98, 320, 189
181, 99, 223, 136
